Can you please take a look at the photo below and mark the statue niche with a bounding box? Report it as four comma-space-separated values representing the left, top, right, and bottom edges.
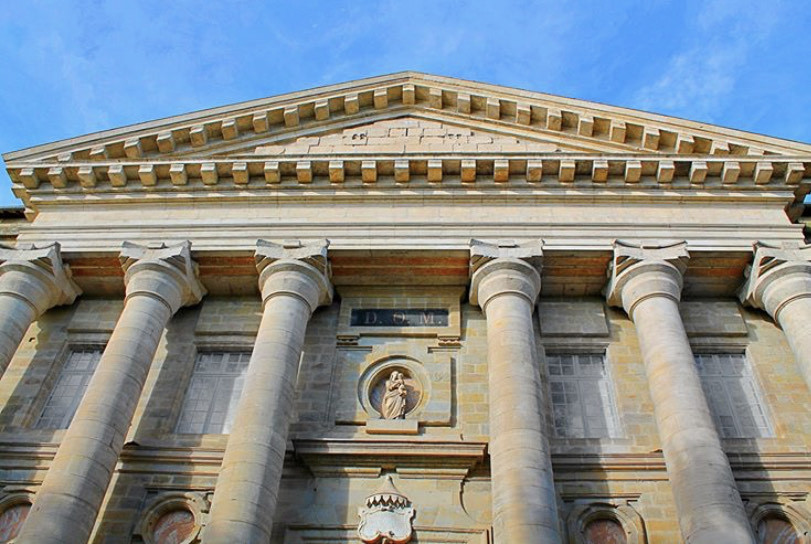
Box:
370, 369, 420, 420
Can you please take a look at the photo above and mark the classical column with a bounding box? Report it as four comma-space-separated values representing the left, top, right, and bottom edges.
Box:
606, 241, 754, 544
0, 243, 80, 375
739, 242, 811, 392
203, 240, 332, 544
16, 241, 205, 544
468, 240, 561, 543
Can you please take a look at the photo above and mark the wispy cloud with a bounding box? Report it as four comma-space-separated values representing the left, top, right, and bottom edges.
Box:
633, 0, 783, 123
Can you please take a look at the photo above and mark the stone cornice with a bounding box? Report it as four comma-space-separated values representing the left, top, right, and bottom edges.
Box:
9, 155, 809, 195
6, 72, 811, 167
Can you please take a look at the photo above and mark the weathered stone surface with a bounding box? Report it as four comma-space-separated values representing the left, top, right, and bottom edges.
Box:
0, 73, 809, 544
538, 299, 609, 337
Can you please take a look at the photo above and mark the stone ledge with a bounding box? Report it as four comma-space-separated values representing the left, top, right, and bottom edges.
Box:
365, 419, 419, 435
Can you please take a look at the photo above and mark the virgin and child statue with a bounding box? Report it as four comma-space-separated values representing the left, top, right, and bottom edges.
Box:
381, 370, 408, 420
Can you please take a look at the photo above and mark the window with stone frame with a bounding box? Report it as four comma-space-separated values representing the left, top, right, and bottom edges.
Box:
175, 351, 251, 434
547, 353, 621, 438
694, 353, 772, 438
37, 348, 103, 429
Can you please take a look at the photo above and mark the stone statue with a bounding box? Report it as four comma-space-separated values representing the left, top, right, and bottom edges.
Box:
381, 371, 407, 419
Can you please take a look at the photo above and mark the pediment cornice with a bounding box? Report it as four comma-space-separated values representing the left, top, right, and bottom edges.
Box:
6, 72, 811, 219
6, 72, 811, 166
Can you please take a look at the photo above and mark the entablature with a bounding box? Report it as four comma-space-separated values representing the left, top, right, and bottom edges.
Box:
8, 155, 810, 223
56, 246, 755, 300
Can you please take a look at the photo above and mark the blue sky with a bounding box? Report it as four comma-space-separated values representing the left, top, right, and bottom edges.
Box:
1, 0, 810, 207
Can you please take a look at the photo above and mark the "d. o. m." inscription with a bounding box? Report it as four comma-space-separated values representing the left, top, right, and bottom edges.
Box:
350, 309, 449, 327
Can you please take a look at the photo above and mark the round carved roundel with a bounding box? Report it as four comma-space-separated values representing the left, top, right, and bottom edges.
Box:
584, 518, 627, 544
756, 516, 801, 544
152, 508, 196, 544
0, 502, 30, 543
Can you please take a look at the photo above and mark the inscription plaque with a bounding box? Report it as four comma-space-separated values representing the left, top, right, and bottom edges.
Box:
350, 309, 448, 327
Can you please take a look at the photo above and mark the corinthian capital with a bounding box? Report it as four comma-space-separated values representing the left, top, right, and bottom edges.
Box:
605, 241, 689, 316
255, 239, 332, 311
0, 242, 81, 314
119, 241, 206, 313
739, 241, 811, 318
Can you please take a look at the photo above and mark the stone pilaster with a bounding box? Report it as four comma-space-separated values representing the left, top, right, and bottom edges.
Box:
469, 239, 561, 544
739, 242, 811, 392
203, 239, 332, 544
606, 241, 755, 544
16, 241, 205, 544
0, 243, 80, 375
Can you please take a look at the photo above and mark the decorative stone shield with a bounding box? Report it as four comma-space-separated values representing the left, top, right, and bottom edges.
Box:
357, 475, 415, 544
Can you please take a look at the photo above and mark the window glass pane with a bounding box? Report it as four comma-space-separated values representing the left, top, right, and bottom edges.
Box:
176, 352, 250, 434
694, 353, 771, 438
547, 354, 620, 438
37, 349, 103, 430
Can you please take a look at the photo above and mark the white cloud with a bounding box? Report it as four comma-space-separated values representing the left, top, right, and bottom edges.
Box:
633, 0, 783, 122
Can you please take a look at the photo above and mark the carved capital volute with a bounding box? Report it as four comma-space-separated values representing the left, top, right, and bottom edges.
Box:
468, 239, 542, 313
605, 241, 689, 318
119, 241, 206, 314
738, 242, 811, 320
0, 242, 82, 315
255, 239, 333, 313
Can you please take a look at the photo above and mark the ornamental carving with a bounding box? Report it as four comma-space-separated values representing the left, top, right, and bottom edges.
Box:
358, 475, 415, 544
136, 491, 209, 544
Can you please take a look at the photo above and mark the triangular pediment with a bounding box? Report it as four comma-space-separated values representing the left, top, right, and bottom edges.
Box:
6, 72, 811, 166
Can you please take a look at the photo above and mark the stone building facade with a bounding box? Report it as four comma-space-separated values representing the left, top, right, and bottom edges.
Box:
0, 73, 810, 543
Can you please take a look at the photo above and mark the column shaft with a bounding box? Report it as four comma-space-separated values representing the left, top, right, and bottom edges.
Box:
0, 294, 36, 374
203, 294, 310, 543
17, 295, 171, 544
203, 241, 331, 544
776, 297, 811, 390
632, 296, 754, 544
16, 241, 203, 544
485, 292, 559, 543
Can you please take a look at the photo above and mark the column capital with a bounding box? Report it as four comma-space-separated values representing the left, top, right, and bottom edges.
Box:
255, 239, 333, 313
119, 241, 206, 313
738, 241, 811, 319
0, 242, 81, 315
605, 240, 689, 317
468, 239, 543, 311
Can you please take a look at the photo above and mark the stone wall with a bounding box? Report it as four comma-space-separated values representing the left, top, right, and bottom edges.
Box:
0, 295, 808, 542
